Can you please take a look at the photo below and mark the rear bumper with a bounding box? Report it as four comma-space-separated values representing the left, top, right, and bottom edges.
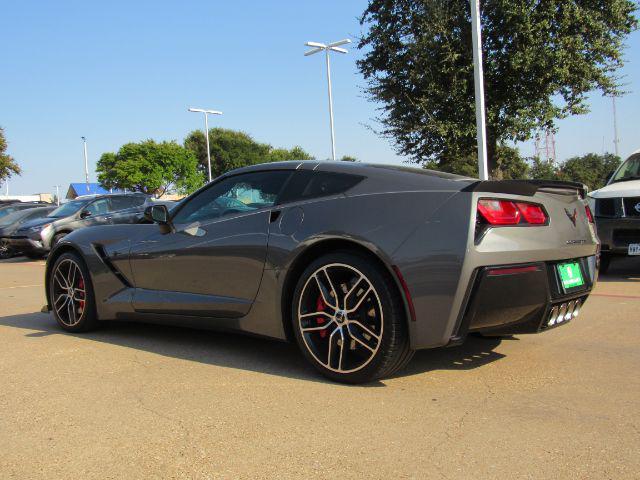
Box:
6, 237, 48, 254
596, 217, 640, 255
451, 256, 596, 339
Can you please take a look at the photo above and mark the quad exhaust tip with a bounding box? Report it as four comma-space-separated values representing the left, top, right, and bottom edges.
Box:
547, 299, 581, 327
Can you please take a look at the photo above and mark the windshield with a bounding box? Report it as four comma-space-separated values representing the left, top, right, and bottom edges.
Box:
48, 199, 90, 218
0, 209, 29, 226
611, 156, 640, 183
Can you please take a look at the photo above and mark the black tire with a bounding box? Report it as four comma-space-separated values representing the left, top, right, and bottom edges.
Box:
49, 252, 99, 332
599, 253, 611, 275
0, 239, 12, 259
51, 232, 67, 249
291, 251, 413, 384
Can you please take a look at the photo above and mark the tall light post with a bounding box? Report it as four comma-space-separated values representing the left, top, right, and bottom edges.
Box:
304, 39, 351, 161
612, 96, 620, 157
188, 107, 223, 182
53, 185, 61, 206
81, 136, 90, 192
470, 0, 489, 180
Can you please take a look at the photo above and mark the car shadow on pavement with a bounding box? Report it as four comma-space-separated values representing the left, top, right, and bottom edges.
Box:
597, 257, 640, 283
1, 312, 507, 385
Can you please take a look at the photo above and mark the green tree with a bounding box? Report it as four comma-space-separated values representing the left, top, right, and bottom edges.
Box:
0, 127, 21, 183
529, 157, 559, 181
97, 140, 202, 197
558, 153, 621, 189
358, 0, 637, 176
184, 128, 314, 177
340, 155, 358, 162
267, 146, 314, 162
424, 144, 528, 178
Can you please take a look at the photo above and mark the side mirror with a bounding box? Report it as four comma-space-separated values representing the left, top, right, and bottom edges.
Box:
144, 205, 170, 225
80, 210, 91, 219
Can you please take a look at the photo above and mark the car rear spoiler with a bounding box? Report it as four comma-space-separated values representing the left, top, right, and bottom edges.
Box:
462, 180, 587, 199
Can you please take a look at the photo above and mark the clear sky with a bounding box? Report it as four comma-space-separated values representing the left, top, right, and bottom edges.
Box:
1, 0, 639, 195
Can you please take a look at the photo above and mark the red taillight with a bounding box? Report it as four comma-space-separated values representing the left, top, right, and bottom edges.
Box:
477, 199, 548, 226
477, 199, 521, 225
516, 203, 547, 224
585, 205, 594, 223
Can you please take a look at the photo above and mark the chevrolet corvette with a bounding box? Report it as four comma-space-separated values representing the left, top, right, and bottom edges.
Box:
43, 161, 598, 383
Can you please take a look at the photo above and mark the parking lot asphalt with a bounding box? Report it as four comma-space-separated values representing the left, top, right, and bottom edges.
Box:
0, 256, 638, 479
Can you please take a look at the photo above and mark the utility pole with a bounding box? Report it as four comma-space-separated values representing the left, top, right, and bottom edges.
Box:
612, 96, 620, 157
470, 0, 489, 180
53, 185, 61, 205
81, 136, 89, 192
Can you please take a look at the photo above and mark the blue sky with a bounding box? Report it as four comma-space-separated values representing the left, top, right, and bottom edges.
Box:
1, 0, 639, 195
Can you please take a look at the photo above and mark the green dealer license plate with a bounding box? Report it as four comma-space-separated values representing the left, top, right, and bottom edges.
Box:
557, 262, 585, 290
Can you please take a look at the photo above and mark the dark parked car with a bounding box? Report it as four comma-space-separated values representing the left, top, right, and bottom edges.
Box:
8, 193, 149, 258
0, 206, 56, 259
0, 201, 51, 219
44, 161, 598, 383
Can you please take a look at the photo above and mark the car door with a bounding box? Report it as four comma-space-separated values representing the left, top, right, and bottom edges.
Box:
129, 170, 292, 318
77, 198, 113, 227
109, 195, 147, 224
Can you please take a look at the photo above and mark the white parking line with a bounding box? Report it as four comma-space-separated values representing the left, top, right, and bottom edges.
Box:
0, 284, 42, 290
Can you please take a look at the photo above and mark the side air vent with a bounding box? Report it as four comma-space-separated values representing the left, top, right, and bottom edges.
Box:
93, 244, 132, 287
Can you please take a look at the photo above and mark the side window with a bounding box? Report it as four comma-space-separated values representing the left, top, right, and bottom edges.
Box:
84, 198, 110, 216
278, 171, 364, 204
111, 196, 143, 211
173, 171, 292, 225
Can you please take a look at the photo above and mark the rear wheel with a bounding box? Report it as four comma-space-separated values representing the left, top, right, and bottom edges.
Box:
49, 252, 99, 332
599, 253, 612, 275
291, 251, 413, 384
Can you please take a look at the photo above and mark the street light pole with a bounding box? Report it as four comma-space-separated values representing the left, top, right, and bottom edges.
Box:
188, 108, 222, 182
612, 96, 620, 157
304, 39, 351, 161
53, 185, 61, 206
470, 0, 489, 180
81, 136, 90, 191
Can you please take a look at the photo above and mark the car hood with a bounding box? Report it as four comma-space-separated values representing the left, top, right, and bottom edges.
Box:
14, 216, 56, 233
588, 179, 640, 199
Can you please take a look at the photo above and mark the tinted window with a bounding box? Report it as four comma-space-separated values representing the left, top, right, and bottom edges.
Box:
278, 171, 364, 204
111, 196, 145, 211
49, 199, 91, 218
84, 198, 110, 216
173, 171, 292, 225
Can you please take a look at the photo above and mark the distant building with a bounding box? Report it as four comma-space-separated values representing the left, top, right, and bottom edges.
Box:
65, 183, 124, 199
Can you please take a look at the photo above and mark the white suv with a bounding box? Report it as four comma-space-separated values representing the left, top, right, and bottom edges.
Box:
588, 150, 640, 273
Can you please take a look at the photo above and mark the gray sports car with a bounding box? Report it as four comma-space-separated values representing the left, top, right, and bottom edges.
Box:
43, 161, 599, 383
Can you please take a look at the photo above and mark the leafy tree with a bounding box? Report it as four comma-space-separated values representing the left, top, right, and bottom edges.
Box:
97, 140, 202, 197
358, 0, 637, 176
558, 153, 621, 190
184, 128, 314, 177
424, 144, 528, 178
0, 127, 21, 183
267, 146, 314, 162
340, 155, 358, 162
529, 157, 559, 180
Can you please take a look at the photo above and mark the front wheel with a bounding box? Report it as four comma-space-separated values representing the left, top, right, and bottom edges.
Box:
291, 252, 413, 384
0, 239, 12, 259
49, 252, 99, 332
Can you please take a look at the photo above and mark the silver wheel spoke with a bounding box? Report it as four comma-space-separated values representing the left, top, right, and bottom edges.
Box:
67, 264, 77, 289
347, 326, 376, 353
314, 274, 336, 310
347, 319, 380, 341
343, 275, 366, 310
66, 299, 76, 325
347, 286, 372, 314
302, 320, 336, 333
327, 327, 342, 369
54, 270, 68, 289
73, 289, 85, 301
54, 294, 69, 314
321, 268, 339, 309
300, 311, 333, 320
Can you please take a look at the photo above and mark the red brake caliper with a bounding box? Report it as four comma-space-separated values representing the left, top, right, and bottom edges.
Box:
316, 295, 327, 338
78, 278, 85, 314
